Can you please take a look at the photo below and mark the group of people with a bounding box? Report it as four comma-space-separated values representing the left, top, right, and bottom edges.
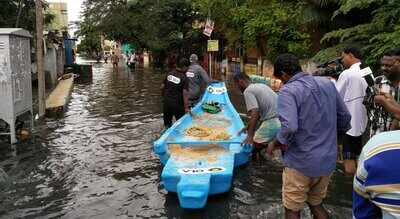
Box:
161, 54, 210, 128
98, 51, 139, 73
160, 48, 400, 218
234, 48, 400, 219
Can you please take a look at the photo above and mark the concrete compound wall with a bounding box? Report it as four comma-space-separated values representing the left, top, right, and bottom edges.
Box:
225, 58, 318, 77
45, 46, 58, 87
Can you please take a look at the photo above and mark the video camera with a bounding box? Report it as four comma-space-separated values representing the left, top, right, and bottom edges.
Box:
361, 64, 391, 136
314, 58, 344, 79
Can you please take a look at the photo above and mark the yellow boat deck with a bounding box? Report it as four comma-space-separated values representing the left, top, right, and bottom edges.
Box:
46, 76, 74, 111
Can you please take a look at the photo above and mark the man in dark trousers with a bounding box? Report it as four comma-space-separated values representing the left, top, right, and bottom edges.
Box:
161, 58, 191, 128
186, 54, 211, 107
336, 47, 368, 175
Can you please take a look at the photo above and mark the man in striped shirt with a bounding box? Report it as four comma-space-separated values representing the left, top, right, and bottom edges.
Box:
353, 130, 400, 218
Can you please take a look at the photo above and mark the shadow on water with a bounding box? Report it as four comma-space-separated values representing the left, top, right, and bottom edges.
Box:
0, 59, 352, 218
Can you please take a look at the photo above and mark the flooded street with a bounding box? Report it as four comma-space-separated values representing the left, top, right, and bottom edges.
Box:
0, 60, 353, 218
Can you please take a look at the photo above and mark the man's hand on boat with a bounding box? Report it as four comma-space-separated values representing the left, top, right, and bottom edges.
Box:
242, 134, 254, 147
185, 107, 196, 118
238, 127, 247, 136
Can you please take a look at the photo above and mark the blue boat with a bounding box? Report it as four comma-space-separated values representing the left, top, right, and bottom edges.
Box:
154, 82, 252, 209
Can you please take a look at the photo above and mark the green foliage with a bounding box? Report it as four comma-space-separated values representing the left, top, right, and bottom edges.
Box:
315, 0, 400, 66
193, 0, 312, 60
0, 0, 54, 33
333, 0, 384, 17
79, 0, 400, 67
81, 0, 198, 65
235, 1, 312, 59
76, 20, 102, 56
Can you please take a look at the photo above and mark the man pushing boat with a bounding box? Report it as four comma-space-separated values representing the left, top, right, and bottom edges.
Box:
233, 73, 281, 152
161, 58, 191, 128
186, 54, 211, 107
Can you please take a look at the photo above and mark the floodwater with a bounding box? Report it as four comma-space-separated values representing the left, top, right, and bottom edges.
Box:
0, 59, 353, 218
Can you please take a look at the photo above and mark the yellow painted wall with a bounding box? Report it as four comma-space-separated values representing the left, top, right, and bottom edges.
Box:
48, 2, 68, 31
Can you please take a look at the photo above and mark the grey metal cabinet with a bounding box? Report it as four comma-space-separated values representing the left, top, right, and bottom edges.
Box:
0, 28, 33, 144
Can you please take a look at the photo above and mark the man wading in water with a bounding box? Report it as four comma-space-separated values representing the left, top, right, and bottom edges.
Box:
233, 73, 280, 157
268, 54, 351, 219
111, 52, 120, 73
161, 58, 191, 128
186, 54, 211, 107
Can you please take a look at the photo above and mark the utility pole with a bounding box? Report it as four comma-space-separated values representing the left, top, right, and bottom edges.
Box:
36, 0, 45, 117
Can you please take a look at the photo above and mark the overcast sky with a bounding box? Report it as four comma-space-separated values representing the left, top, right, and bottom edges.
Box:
47, 0, 84, 22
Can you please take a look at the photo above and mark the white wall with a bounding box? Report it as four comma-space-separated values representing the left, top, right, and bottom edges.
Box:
44, 45, 58, 86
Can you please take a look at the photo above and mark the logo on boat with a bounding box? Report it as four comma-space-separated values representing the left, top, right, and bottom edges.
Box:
207, 87, 227, 94
178, 167, 225, 175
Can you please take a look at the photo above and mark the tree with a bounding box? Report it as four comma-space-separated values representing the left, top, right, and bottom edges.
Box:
0, 0, 54, 33
193, 0, 312, 60
75, 15, 102, 57
80, 0, 198, 66
314, 0, 400, 67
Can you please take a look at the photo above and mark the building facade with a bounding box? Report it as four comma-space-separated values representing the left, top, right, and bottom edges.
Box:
48, 2, 68, 31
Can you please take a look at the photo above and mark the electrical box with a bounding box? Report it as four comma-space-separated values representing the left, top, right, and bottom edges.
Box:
0, 28, 33, 144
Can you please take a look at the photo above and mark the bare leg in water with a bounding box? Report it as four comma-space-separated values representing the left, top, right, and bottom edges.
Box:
285, 205, 329, 219
113, 63, 119, 73
285, 208, 300, 219
309, 204, 329, 219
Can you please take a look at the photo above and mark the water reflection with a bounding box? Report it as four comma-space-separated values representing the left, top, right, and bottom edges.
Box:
0, 60, 352, 218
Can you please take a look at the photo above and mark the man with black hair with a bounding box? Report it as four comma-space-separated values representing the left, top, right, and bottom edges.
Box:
373, 49, 400, 132
186, 54, 211, 107
161, 58, 190, 128
233, 73, 280, 148
375, 63, 400, 122
336, 47, 368, 175
267, 54, 351, 219
381, 49, 400, 76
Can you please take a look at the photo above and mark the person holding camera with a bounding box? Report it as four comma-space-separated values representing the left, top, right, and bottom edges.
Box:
336, 47, 369, 175
373, 49, 400, 132
375, 64, 400, 120
352, 62, 400, 218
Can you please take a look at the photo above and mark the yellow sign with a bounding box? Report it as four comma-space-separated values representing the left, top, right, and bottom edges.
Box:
207, 40, 219, 52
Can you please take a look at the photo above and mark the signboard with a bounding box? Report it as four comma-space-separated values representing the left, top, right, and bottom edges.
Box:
207, 40, 219, 52
203, 19, 214, 37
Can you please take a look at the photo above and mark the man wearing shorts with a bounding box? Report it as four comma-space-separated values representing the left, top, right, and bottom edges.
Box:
233, 73, 280, 148
336, 47, 368, 175
111, 52, 119, 72
268, 54, 351, 219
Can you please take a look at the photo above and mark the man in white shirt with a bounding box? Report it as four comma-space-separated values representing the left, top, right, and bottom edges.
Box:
336, 47, 368, 175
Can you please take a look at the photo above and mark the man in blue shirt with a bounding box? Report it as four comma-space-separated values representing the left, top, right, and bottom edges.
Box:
267, 54, 352, 219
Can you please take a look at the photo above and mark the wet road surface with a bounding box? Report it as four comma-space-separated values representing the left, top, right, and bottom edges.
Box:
0, 60, 353, 218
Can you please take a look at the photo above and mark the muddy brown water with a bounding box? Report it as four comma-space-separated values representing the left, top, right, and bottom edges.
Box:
0, 59, 353, 218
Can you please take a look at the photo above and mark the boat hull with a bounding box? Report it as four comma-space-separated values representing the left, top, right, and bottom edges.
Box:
154, 82, 252, 209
